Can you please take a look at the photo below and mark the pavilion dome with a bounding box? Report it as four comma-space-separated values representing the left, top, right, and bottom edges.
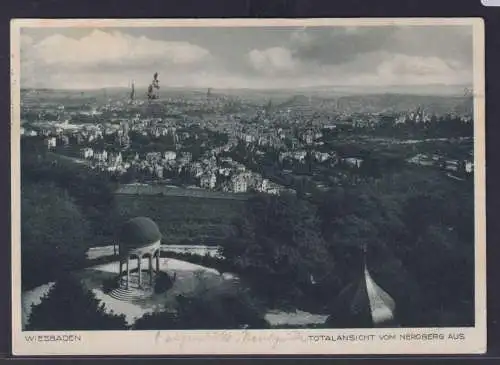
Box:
119, 217, 162, 253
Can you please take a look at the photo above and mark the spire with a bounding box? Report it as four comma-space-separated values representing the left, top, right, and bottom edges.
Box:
129, 80, 135, 103
362, 242, 368, 271
362, 243, 396, 326
364, 265, 396, 326
326, 243, 397, 328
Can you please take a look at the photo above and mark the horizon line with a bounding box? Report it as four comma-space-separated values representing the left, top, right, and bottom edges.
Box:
21, 83, 473, 91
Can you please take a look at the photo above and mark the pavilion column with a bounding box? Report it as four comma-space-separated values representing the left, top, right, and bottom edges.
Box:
156, 250, 160, 273
149, 255, 153, 285
126, 257, 130, 289
138, 256, 142, 288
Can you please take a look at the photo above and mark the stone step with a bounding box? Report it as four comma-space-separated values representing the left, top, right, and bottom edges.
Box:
108, 287, 153, 302
109, 291, 137, 301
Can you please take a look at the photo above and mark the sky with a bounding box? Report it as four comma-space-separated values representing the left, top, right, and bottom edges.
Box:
20, 25, 474, 90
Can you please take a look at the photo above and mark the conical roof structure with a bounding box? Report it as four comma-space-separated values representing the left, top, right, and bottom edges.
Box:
326, 245, 396, 328
363, 265, 396, 326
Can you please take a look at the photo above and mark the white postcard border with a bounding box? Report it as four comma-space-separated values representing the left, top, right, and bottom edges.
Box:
10, 17, 486, 356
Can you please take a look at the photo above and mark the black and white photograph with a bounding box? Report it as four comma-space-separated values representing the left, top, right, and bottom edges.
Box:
11, 18, 486, 355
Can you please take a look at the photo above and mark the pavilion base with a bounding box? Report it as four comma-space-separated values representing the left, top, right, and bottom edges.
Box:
108, 286, 154, 302
110, 270, 157, 302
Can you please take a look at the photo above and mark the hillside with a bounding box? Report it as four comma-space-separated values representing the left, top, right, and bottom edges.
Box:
114, 194, 245, 246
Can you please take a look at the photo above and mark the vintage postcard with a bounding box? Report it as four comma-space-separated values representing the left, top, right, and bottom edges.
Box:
11, 18, 486, 356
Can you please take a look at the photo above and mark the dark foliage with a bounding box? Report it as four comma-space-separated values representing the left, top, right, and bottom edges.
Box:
21, 143, 119, 289
221, 192, 334, 310
219, 166, 474, 327
133, 310, 180, 330
21, 182, 93, 290
134, 282, 268, 330
21, 143, 119, 239
27, 274, 128, 331
154, 271, 175, 294
315, 169, 474, 327
175, 287, 269, 329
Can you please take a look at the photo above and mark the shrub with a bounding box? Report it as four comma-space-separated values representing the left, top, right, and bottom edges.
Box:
133, 310, 180, 330
27, 274, 128, 331
154, 271, 175, 294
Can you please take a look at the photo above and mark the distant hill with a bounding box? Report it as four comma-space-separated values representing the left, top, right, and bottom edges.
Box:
292, 83, 473, 97
21, 84, 475, 113
22, 83, 472, 97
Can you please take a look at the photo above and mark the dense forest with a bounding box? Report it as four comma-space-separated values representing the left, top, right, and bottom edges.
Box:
220, 170, 474, 327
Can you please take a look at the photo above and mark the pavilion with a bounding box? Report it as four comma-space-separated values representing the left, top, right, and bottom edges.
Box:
110, 217, 163, 301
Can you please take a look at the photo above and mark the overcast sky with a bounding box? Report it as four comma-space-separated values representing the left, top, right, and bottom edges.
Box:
20, 25, 474, 90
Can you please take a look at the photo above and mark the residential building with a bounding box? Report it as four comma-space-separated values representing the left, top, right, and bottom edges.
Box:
231, 174, 248, 193
44, 137, 56, 150
164, 151, 177, 161
200, 173, 217, 190
81, 147, 94, 159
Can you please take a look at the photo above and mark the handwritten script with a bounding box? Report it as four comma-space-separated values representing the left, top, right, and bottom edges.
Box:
154, 330, 308, 350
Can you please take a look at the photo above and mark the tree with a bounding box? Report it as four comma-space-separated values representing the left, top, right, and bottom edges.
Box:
134, 277, 268, 330
222, 193, 334, 308
21, 144, 119, 240
21, 182, 93, 290
314, 170, 474, 327
27, 274, 128, 330
407, 224, 474, 326
133, 311, 180, 330
176, 285, 269, 329
316, 187, 405, 250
